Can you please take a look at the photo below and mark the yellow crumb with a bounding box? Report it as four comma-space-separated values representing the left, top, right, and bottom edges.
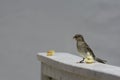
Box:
84, 52, 95, 64
47, 50, 55, 56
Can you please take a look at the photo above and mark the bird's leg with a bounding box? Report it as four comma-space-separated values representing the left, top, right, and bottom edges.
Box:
76, 58, 85, 63
80, 58, 85, 63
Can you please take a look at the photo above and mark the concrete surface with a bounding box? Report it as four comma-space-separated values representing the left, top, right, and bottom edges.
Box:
38, 53, 120, 80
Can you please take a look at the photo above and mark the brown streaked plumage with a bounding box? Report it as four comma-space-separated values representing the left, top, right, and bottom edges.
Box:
73, 34, 106, 63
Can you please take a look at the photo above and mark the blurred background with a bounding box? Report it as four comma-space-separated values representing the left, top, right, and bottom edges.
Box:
0, 0, 120, 80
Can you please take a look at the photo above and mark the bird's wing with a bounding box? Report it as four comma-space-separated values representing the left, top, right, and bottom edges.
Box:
83, 42, 96, 58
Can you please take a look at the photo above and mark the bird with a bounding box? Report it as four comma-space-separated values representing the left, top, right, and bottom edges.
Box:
73, 34, 107, 64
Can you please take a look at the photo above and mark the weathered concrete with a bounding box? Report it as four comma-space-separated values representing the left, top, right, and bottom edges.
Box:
37, 53, 120, 80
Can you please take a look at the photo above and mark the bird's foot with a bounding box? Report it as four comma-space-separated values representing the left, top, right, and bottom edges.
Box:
76, 58, 85, 63
80, 60, 84, 63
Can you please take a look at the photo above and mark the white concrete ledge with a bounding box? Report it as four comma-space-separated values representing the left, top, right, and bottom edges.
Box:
37, 52, 120, 80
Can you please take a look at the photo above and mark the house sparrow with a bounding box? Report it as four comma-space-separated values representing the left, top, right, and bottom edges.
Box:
73, 34, 106, 63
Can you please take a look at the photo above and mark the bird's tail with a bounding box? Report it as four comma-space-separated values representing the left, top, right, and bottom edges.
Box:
95, 57, 107, 64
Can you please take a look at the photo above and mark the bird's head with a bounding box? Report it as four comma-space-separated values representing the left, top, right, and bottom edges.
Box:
73, 34, 85, 41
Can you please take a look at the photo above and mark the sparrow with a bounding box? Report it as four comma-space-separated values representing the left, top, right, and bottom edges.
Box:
73, 34, 106, 63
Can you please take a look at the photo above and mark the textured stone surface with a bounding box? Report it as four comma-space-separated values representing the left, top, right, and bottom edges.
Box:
37, 53, 120, 80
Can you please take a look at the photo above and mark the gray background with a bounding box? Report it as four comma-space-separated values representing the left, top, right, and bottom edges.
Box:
0, 0, 120, 80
